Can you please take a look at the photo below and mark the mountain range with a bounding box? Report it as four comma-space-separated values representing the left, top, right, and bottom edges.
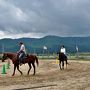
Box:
0, 35, 90, 54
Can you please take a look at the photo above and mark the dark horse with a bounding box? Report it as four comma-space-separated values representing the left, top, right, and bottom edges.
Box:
2, 52, 39, 76
58, 52, 68, 70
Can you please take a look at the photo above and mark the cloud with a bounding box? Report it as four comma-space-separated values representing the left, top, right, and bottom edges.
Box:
0, 0, 90, 39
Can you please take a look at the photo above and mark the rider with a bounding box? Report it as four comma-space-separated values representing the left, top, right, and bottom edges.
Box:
60, 45, 68, 59
17, 42, 26, 65
60, 45, 66, 55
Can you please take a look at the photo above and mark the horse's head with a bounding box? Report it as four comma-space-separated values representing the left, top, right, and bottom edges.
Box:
2, 53, 8, 62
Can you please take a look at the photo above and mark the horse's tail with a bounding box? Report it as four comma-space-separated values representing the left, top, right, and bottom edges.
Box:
35, 56, 39, 66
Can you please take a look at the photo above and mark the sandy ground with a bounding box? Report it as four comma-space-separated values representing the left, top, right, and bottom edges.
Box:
0, 59, 90, 90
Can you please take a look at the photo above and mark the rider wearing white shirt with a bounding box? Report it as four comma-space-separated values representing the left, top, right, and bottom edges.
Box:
60, 45, 66, 55
18, 42, 26, 65
19, 44, 26, 54
60, 45, 67, 59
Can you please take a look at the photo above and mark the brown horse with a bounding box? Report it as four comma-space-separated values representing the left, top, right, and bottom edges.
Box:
2, 52, 39, 76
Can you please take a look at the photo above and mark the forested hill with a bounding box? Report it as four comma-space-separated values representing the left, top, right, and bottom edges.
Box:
0, 35, 90, 54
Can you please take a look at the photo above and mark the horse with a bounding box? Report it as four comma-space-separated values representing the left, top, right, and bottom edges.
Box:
2, 52, 39, 76
58, 52, 68, 70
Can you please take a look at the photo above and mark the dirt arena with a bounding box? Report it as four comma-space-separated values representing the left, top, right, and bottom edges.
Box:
0, 59, 90, 90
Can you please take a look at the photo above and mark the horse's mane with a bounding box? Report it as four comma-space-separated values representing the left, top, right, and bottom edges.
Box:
4, 52, 17, 55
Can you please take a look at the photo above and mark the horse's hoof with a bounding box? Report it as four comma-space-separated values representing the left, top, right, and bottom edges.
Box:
67, 63, 70, 65
21, 73, 23, 76
33, 74, 35, 75
60, 68, 62, 70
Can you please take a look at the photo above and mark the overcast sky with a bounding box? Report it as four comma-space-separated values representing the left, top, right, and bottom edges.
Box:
0, 0, 90, 39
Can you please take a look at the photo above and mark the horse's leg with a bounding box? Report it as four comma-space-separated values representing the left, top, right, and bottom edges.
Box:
32, 62, 36, 75
59, 60, 62, 70
65, 59, 67, 69
17, 65, 23, 75
65, 56, 69, 65
62, 60, 64, 70
12, 64, 16, 76
27, 63, 32, 75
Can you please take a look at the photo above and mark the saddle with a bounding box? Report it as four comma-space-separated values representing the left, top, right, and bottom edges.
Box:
21, 54, 29, 63
17, 54, 29, 64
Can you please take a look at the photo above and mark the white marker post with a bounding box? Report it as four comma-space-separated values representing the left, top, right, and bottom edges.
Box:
76, 45, 79, 58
